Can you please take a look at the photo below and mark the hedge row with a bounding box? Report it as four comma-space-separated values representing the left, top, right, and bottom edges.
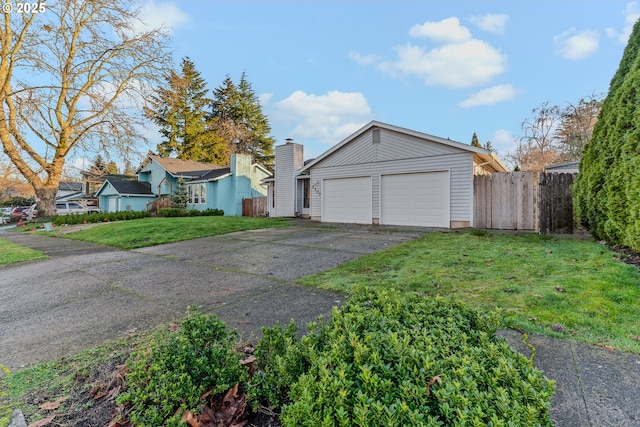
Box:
157, 208, 224, 217
119, 288, 555, 426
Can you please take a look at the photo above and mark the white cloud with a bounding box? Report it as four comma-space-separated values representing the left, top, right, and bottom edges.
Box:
409, 17, 472, 43
133, 1, 190, 35
348, 52, 381, 65
491, 129, 517, 155
379, 39, 507, 88
469, 13, 509, 34
272, 90, 371, 145
554, 30, 599, 60
607, 1, 640, 43
459, 84, 517, 108
258, 92, 274, 106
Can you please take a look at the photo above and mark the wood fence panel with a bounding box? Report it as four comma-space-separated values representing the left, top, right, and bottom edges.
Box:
538, 173, 575, 234
242, 197, 267, 217
516, 172, 536, 230
474, 175, 491, 229
474, 172, 537, 231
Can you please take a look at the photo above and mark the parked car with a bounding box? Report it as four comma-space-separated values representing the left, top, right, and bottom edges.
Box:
22, 203, 38, 220
9, 206, 30, 222
56, 201, 102, 215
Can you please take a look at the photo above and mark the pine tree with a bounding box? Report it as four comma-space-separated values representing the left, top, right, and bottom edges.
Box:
89, 155, 107, 174
171, 177, 188, 208
471, 132, 482, 148
145, 57, 229, 164
210, 72, 275, 167
573, 19, 640, 250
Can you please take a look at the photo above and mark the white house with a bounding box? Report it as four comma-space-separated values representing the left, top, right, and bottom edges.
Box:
265, 121, 508, 228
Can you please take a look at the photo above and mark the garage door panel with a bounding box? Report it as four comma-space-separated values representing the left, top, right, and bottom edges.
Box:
323, 177, 372, 224
381, 172, 449, 227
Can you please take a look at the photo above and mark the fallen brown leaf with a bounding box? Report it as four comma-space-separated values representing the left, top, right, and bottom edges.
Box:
426, 375, 442, 396
602, 345, 615, 350
182, 409, 201, 427
39, 397, 68, 410
631, 335, 640, 342
27, 415, 55, 427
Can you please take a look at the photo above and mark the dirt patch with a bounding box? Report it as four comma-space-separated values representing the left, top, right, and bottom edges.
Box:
19, 356, 282, 427
51, 221, 111, 234
611, 244, 640, 268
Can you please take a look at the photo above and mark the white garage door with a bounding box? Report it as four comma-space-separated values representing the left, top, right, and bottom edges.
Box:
323, 177, 372, 224
381, 171, 449, 227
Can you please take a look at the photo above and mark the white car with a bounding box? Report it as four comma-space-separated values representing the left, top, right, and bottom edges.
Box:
56, 201, 102, 215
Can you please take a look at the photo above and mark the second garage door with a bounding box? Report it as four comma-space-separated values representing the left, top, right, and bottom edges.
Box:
381, 171, 449, 227
323, 177, 372, 224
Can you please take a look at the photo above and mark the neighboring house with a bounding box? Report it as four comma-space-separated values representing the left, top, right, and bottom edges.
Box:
265, 120, 508, 228
56, 182, 84, 201
544, 160, 580, 174
95, 153, 271, 215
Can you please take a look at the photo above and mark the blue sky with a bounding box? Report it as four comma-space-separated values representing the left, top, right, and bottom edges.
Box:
111, 1, 640, 165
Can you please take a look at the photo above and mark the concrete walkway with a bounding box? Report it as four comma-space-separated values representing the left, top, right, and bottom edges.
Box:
1, 222, 639, 426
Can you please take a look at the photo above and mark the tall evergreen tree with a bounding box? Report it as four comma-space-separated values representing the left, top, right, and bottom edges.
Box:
470, 132, 482, 148
145, 57, 229, 164
210, 72, 275, 167
574, 19, 640, 250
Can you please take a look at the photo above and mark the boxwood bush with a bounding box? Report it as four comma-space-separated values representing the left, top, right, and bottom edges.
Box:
269, 288, 555, 427
51, 210, 150, 225
116, 309, 247, 427
158, 207, 224, 217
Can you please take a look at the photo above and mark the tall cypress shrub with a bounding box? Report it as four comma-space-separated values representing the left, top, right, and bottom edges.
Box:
574, 19, 640, 250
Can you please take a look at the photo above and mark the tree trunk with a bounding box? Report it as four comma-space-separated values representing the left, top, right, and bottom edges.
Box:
34, 187, 58, 217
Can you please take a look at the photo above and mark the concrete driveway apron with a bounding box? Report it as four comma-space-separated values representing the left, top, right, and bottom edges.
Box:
0, 223, 421, 370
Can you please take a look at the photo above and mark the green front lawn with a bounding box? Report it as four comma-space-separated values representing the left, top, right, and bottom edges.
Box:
300, 230, 640, 353
53, 216, 289, 249
0, 239, 47, 265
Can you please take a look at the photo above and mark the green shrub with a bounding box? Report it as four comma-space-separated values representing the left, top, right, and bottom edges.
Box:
279, 288, 555, 427
157, 207, 224, 217
50, 210, 150, 225
0, 365, 11, 427
116, 309, 247, 426
158, 207, 186, 217
247, 320, 308, 410
202, 208, 224, 216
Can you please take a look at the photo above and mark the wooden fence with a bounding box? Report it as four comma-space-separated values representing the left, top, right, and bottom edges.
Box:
242, 197, 267, 217
537, 173, 576, 234
474, 172, 577, 233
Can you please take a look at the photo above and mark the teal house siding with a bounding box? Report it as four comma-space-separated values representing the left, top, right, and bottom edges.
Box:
96, 153, 272, 215
185, 154, 270, 216
95, 178, 155, 213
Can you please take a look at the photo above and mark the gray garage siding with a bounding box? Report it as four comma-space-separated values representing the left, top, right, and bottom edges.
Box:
309, 152, 473, 223
317, 128, 461, 168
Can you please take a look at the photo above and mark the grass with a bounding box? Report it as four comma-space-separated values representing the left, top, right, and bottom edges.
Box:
0, 239, 47, 265
299, 230, 640, 354
2, 329, 153, 426
50, 216, 289, 249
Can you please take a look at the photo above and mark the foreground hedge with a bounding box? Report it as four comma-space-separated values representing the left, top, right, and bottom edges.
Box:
116, 289, 555, 426
270, 289, 555, 426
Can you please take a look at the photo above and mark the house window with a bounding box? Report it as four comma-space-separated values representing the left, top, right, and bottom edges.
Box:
303, 179, 310, 209
188, 183, 206, 204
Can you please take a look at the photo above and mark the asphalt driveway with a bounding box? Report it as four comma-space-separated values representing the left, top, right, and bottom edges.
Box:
0, 222, 422, 370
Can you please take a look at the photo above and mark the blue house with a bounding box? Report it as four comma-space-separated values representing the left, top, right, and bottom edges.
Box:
95, 153, 272, 215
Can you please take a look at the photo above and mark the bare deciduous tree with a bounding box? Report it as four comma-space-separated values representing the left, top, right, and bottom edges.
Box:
556, 94, 602, 161
0, 0, 171, 215
507, 102, 563, 171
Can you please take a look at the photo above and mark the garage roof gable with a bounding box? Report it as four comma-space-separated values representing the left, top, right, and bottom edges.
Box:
300, 120, 508, 173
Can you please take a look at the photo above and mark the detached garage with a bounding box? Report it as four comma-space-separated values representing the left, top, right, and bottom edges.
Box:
267, 121, 508, 228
